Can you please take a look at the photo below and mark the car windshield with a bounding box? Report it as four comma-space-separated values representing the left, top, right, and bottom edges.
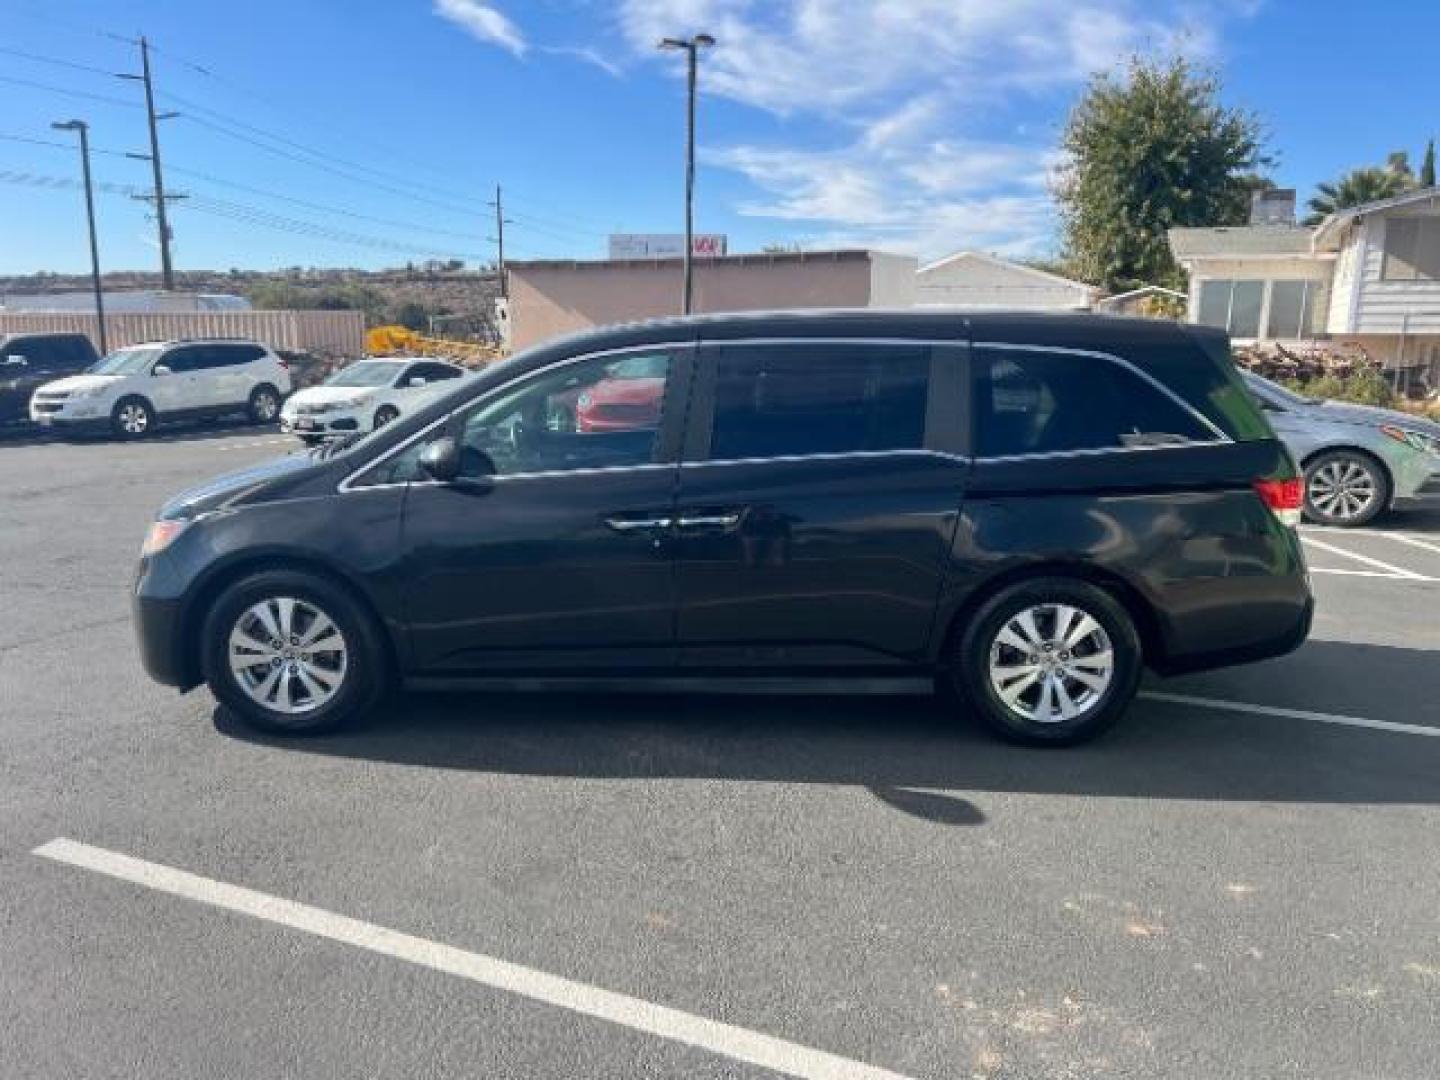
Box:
88, 346, 164, 375
325, 361, 406, 388
1245, 371, 1313, 407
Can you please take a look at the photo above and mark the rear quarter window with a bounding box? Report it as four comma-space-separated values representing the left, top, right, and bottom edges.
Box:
973, 347, 1216, 458
1153, 331, 1274, 442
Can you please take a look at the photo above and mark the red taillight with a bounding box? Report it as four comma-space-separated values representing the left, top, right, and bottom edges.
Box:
1254, 477, 1303, 527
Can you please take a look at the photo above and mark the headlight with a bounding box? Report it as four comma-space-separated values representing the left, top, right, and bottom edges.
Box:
1380, 425, 1440, 456
140, 519, 190, 557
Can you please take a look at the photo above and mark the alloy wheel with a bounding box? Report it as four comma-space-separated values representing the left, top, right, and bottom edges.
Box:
227, 596, 348, 715
118, 402, 149, 434
253, 391, 279, 421
1307, 460, 1377, 522
987, 603, 1114, 724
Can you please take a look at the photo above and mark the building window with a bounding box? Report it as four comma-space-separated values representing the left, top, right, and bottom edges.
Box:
1266, 281, 1314, 339
1197, 279, 1264, 337
1383, 218, 1440, 281
1196, 278, 1317, 339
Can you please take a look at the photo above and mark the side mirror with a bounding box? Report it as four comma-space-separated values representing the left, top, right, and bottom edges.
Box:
418, 436, 465, 483
407, 376, 428, 388
4, 355, 27, 366
153, 364, 173, 377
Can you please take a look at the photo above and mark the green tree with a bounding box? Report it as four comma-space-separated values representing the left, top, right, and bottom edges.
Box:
1422, 139, 1436, 188
1057, 56, 1267, 292
1302, 167, 1413, 225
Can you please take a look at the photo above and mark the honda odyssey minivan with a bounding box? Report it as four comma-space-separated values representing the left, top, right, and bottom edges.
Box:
134, 311, 1312, 745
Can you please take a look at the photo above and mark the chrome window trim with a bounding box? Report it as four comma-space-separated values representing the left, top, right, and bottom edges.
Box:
337, 342, 696, 493
973, 340, 1232, 444
679, 447, 965, 469
338, 333, 1228, 490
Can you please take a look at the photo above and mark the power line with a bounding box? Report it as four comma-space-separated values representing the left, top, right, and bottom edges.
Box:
0, 132, 134, 157
0, 45, 122, 78
0, 73, 142, 110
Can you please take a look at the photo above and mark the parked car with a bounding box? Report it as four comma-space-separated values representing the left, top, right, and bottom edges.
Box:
134, 311, 1312, 746
29, 338, 291, 439
0, 332, 100, 425
280, 357, 468, 444
1242, 371, 1440, 526
544, 352, 667, 433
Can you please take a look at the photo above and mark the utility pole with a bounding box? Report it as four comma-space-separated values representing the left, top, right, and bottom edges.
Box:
658, 34, 715, 315
487, 184, 512, 299
51, 119, 108, 355
119, 36, 182, 290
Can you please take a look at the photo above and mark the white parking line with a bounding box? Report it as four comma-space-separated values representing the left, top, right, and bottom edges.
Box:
32, 838, 915, 1080
1301, 536, 1430, 581
1307, 567, 1420, 580
1385, 532, 1440, 558
1141, 691, 1440, 737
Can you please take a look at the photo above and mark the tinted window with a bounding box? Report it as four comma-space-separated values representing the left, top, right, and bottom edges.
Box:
59, 337, 95, 370
214, 344, 265, 367
974, 348, 1213, 457
162, 347, 207, 374
708, 344, 929, 460
367, 351, 673, 485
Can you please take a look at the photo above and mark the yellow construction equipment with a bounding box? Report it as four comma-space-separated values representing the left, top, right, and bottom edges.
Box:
364, 325, 502, 365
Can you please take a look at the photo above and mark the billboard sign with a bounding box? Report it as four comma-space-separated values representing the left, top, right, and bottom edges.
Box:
608, 233, 728, 259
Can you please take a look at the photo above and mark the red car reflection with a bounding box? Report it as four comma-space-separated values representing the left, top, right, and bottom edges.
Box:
569, 355, 667, 433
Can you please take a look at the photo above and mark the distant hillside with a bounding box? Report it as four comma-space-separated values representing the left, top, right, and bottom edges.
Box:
0, 265, 503, 340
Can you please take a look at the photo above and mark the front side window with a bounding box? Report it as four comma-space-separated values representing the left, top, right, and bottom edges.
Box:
89, 345, 163, 376
974, 348, 1214, 458
707, 343, 929, 460
366, 350, 673, 485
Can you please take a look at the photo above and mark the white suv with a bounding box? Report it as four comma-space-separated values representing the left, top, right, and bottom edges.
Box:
280, 357, 468, 443
29, 339, 291, 439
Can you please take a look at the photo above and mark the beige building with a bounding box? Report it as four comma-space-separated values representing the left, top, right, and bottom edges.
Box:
1170, 187, 1440, 379
504, 249, 917, 351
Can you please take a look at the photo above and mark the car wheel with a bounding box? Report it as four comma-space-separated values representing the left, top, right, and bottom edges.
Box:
373, 404, 400, 429
947, 577, 1143, 746
110, 396, 155, 439
201, 569, 389, 735
247, 385, 281, 425
1303, 450, 1389, 527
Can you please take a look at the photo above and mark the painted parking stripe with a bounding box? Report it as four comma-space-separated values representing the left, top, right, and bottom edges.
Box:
1301, 536, 1429, 580
32, 838, 915, 1080
1307, 567, 1424, 580
1385, 532, 1440, 558
1141, 691, 1440, 738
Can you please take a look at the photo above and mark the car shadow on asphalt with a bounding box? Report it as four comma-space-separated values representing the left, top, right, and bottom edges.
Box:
213, 639, 1440, 826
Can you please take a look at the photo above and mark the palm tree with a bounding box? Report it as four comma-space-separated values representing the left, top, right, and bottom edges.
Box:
1303, 167, 1413, 226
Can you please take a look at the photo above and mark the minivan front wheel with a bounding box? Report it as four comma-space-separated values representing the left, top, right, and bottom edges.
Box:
202, 569, 388, 734
950, 578, 1142, 746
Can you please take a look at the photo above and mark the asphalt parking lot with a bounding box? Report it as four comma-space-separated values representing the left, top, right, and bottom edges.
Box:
2, 427, 1438, 1080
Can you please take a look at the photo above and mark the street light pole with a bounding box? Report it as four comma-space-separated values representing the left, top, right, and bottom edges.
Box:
51, 119, 107, 355
658, 33, 715, 315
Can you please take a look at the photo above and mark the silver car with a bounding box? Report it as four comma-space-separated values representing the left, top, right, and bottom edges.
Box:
1243, 371, 1440, 526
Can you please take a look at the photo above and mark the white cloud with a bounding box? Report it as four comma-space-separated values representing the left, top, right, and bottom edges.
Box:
620, 0, 1255, 255
433, 0, 527, 57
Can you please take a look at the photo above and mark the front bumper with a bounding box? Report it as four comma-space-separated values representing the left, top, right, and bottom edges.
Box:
280, 410, 362, 437
29, 399, 111, 431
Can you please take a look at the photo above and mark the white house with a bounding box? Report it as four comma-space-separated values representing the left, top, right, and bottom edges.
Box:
916, 250, 1100, 311
1169, 187, 1440, 378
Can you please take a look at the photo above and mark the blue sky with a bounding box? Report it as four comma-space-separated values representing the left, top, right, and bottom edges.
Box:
1, 0, 1437, 276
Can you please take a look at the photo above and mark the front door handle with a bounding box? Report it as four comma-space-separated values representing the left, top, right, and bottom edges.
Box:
676, 512, 742, 529
604, 515, 674, 532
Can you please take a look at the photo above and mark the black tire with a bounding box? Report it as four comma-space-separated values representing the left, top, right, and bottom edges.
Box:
110, 396, 155, 440
201, 569, 389, 735
247, 384, 282, 426
1303, 450, 1389, 527
946, 577, 1143, 746
373, 404, 400, 429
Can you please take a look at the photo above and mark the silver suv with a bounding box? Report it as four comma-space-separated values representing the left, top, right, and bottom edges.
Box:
1243, 371, 1440, 526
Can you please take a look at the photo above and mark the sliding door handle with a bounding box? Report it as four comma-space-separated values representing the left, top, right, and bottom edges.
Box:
604, 515, 674, 532
676, 512, 742, 529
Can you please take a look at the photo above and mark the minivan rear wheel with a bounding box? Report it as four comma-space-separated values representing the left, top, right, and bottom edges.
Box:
949, 577, 1142, 746
202, 569, 388, 734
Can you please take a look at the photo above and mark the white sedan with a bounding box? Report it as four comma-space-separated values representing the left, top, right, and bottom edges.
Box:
281, 357, 469, 443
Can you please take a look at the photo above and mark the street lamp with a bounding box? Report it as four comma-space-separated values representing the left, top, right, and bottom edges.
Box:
658, 33, 715, 315
51, 119, 108, 355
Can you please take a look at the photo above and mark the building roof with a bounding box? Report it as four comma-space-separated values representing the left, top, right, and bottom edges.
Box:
1311, 186, 1440, 250
1100, 285, 1188, 304
1168, 226, 1316, 260
917, 250, 1100, 296
509, 249, 887, 271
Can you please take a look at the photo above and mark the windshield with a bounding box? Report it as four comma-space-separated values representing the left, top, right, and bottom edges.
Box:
88, 346, 164, 375
1244, 371, 1313, 408
325, 361, 406, 388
